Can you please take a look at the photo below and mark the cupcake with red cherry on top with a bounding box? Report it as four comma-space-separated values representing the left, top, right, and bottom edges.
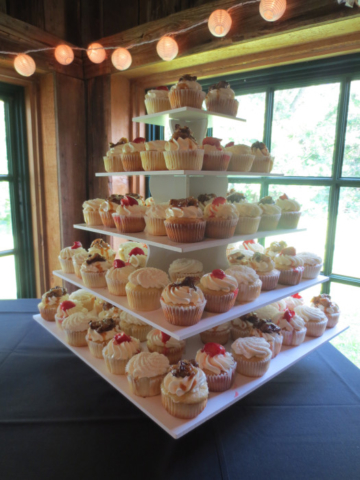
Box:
284, 293, 304, 311
144, 85, 170, 114
59, 241, 87, 274
146, 329, 186, 364
121, 137, 146, 171
127, 247, 147, 269
276, 193, 302, 229
201, 137, 232, 171
55, 299, 87, 330
195, 343, 237, 392
199, 269, 238, 313
105, 259, 136, 296
274, 247, 304, 286
102, 333, 141, 375
311, 294, 340, 328
272, 309, 307, 346
112, 195, 146, 233
204, 196, 238, 239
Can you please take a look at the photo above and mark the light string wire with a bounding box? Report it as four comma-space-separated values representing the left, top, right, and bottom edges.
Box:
0, 0, 260, 57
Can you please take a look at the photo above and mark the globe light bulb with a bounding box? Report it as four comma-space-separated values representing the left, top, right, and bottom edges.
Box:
54, 45, 74, 65
14, 54, 36, 77
156, 36, 178, 61
87, 43, 106, 64
259, 0, 287, 22
111, 48, 132, 71
208, 9, 232, 37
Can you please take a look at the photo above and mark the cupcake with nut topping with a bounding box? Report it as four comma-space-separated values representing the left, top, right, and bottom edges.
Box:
89, 238, 116, 263
141, 140, 167, 171
59, 241, 87, 273
204, 196, 238, 239
205, 80, 239, 116
311, 294, 340, 328
251, 319, 283, 358
38, 286, 69, 322
196, 343, 237, 392
164, 197, 206, 243
147, 329, 186, 364
80, 253, 111, 288
274, 247, 304, 286
103, 333, 141, 375
121, 137, 145, 171
250, 141, 274, 173
225, 265, 262, 303
201, 137, 232, 171
227, 248, 253, 266
144, 86, 171, 114
276, 193, 302, 229
265, 240, 287, 260
103, 138, 127, 173
126, 352, 170, 397
231, 337, 272, 377
82, 198, 104, 226
99, 195, 123, 228
248, 252, 280, 291
169, 74, 205, 109
164, 125, 204, 171
258, 196, 282, 231
112, 195, 146, 233
224, 143, 255, 172
197, 193, 216, 211
230, 313, 259, 340
199, 269, 238, 313
86, 317, 118, 358
126, 267, 170, 311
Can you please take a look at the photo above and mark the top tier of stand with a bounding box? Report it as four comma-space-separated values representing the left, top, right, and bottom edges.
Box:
96, 171, 283, 177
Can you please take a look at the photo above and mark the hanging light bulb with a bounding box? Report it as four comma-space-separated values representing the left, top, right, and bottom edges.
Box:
54, 45, 74, 65
87, 43, 106, 63
259, 0, 287, 22
156, 36, 178, 61
14, 54, 36, 77
111, 48, 132, 71
208, 9, 232, 37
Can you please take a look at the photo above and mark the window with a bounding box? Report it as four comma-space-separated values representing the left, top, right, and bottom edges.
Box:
0, 83, 35, 299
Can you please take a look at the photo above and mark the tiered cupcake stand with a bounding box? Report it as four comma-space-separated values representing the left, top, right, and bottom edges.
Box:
33, 108, 347, 439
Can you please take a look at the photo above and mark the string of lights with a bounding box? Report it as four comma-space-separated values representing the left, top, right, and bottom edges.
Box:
2, 0, 288, 76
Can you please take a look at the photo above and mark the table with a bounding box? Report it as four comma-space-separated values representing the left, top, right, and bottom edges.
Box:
1, 299, 360, 480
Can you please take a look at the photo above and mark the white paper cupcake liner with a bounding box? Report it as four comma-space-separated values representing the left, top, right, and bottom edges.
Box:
230, 326, 252, 341
278, 211, 301, 229
103, 154, 124, 173
258, 270, 280, 291
120, 322, 152, 342
169, 270, 204, 283
144, 216, 167, 236
63, 329, 87, 347
160, 299, 206, 326
278, 267, 304, 286
232, 351, 271, 377
281, 328, 306, 346
121, 152, 144, 171
169, 89, 206, 109
103, 355, 128, 375
302, 263, 323, 279
106, 277, 127, 296
205, 97, 239, 116
164, 149, 204, 171
140, 150, 167, 171
86, 338, 106, 358
326, 312, 340, 328
59, 257, 75, 274
72, 259, 83, 279
81, 271, 107, 288
206, 367, 236, 392
258, 213, 281, 231
237, 280, 262, 303
202, 150, 231, 171
161, 392, 207, 419
205, 217, 238, 239
83, 211, 102, 226
147, 343, 184, 364
127, 373, 166, 397
203, 290, 237, 313
250, 156, 274, 173
305, 318, 328, 337
164, 220, 206, 243
145, 97, 171, 114
126, 287, 162, 311
39, 305, 57, 322
235, 216, 260, 235
112, 214, 146, 233
228, 153, 254, 172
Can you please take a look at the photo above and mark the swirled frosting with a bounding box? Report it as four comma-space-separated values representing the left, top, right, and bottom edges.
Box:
255, 305, 278, 320
248, 253, 275, 273
195, 349, 236, 375
165, 206, 203, 219
231, 337, 272, 359
274, 254, 304, 270
120, 310, 147, 326
115, 204, 146, 217
106, 264, 136, 283
118, 242, 148, 261
147, 329, 185, 349
145, 197, 155, 207
127, 267, 169, 289
145, 203, 168, 219
241, 241, 264, 254
56, 300, 87, 320
127, 254, 147, 269
207, 86, 235, 101
80, 257, 111, 273
284, 295, 304, 310
297, 252, 322, 266
204, 202, 238, 219
224, 144, 251, 155
227, 249, 253, 265
171, 77, 202, 91
72, 252, 88, 266
165, 137, 198, 151
236, 202, 262, 218
122, 142, 145, 153
259, 203, 281, 215
273, 311, 305, 332
82, 199, 104, 213
200, 272, 238, 292
169, 258, 203, 280
126, 352, 169, 379
69, 289, 95, 309
161, 281, 205, 306
225, 265, 260, 285
102, 336, 141, 360
162, 364, 208, 397
62, 312, 97, 332
294, 305, 327, 323
59, 246, 87, 260
265, 241, 288, 259
144, 140, 167, 152
276, 197, 301, 212
145, 89, 169, 99
310, 294, 340, 314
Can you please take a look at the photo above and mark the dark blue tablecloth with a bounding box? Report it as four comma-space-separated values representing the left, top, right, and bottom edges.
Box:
1, 299, 360, 480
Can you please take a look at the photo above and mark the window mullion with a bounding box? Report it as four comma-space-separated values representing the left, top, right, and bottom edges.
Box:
263, 88, 274, 148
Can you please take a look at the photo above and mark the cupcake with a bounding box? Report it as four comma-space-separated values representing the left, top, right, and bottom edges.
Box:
160, 277, 206, 326
297, 252, 323, 279
270, 299, 287, 311
112, 195, 146, 233
250, 141, 274, 173
38, 286, 69, 321
126, 352, 170, 397
119, 310, 152, 341
88, 238, 116, 262
164, 125, 204, 171
118, 241, 148, 262
248, 253, 280, 291
69, 289, 96, 311
195, 343, 237, 392
225, 265, 262, 303
161, 360, 208, 419
145, 203, 168, 236
86, 317, 118, 358
199, 269, 238, 313
164, 197, 206, 243
80, 253, 111, 288
99, 195, 123, 228
274, 247, 304, 286
125, 267, 170, 311
231, 337, 272, 377
234, 202, 262, 235
141, 140, 167, 171
55, 299, 87, 329
93, 298, 107, 315
126, 247, 147, 269
168, 258, 204, 283
58, 241, 87, 273
200, 322, 231, 345
98, 302, 121, 322
169, 74, 206, 109
103, 333, 141, 375
62, 311, 97, 347
197, 193, 216, 211
250, 319, 283, 358
241, 239, 265, 254
105, 259, 136, 296
201, 137, 232, 171
276, 194, 302, 229
146, 329, 186, 364
272, 309, 306, 346
72, 251, 89, 279
82, 199, 104, 226
258, 196, 282, 231
224, 143, 255, 172
144, 86, 171, 114
230, 313, 259, 340
203, 196, 238, 238
121, 137, 145, 171
227, 249, 253, 266
294, 305, 328, 337
284, 293, 304, 311
254, 305, 279, 321
265, 240, 287, 260
311, 294, 340, 328
226, 190, 247, 205
103, 138, 127, 173
205, 80, 239, 116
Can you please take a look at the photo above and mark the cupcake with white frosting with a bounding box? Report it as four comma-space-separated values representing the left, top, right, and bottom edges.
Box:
225, 265, 262, 303
273, 309, 306, 346
86, 317, 119, 358
204, 196, 238, 239
99, 195, 123, 228
200, 137, 232, 171
200, 322, 231, 345
168, 258, 204, 283
234, 202, 262, 235
118, 241, 148, 262
147, 329, 186, 364
160, 277, 206, 326
62, 311, 97, 347
196, 343, 237, 392
55, 299, 87, 329
254, 304, 278, 321
88, 238, 116, 262
144, 86, 171, 114
231, 337, 272, 377
82, 198, 104, 226
248, 252, 280, 291
169, 74, 205, 109
145, 202, 168, 236
103, 138, 127, 173
311, 294, 340, 328
224, 143, 255, 172
98, 302, 121, 322
250, 141, 274, 173
69, 289, 96, 311
276, 194, 302, 229
241, 239, 264, 254
274, 247, 304, 286
126, 247, 147, 269
80, 253, 111, 288
265, 240, 287, 260
121, 137, 145, 171
106, 259, 136, 296
119, 310, 152, 342
141, 140, 167, 171
199, 269, 238, 313
72, 251, 89, 279
145, 197, 155, 207
197, 193, 217, 211
297, 252, 323, 279
125, 267, 170, 311
205, 80, 239, 116
251, 319, 283, 358
230, 313, 259, 340
112, 195, 146, 233
126, 352, 170, 397
161, 360, 208, 419
258, 196, 282, 231
59, 241, 87, 273
284, 293, 304, 311
38, 286, 69, 322
103, 333, 141, 375
294, 304, 328, 337
164, 197, 206, 243
164, 125, 204, 171
227, 248, 253, 266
